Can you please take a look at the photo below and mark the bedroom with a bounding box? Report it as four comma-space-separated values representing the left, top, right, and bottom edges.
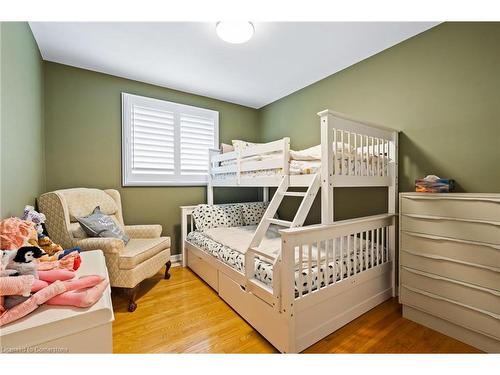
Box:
1, 0, 499, 368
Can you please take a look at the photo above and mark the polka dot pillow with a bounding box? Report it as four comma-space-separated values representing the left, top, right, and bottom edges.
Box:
192, 204, 245, 232
240, 202, 270, 225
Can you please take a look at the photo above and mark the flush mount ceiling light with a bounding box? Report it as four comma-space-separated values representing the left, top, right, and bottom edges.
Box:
216, 21, 254, 44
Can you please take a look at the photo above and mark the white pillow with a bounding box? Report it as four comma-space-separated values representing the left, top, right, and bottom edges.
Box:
221, 143, 234, 153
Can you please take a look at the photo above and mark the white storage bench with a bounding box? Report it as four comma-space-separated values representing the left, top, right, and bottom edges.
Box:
0, 250, 114, 353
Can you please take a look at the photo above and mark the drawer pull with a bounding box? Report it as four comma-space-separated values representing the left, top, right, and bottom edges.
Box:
403, 196, 500, 204
402, 285, 500, 321
401, 266, 500, 296
404, 231, 500, 250
403, 213, 500, 227
401, 249, 500, 273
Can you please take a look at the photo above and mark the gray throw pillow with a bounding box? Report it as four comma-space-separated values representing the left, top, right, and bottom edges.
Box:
76, 206, 129, 244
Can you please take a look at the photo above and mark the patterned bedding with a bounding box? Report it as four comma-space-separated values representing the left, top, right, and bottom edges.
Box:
213, 144, 388, 181
186, 229, 385, 295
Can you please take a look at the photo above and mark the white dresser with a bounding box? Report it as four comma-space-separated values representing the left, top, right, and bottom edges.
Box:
399, 193, 500, 353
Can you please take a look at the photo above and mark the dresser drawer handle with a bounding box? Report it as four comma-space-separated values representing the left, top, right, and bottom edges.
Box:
404, 231, 500, 250
402, 285, 500, 321
403, 213, 500, 227
403, 196, 500, 204
401, 266, 500, 296
401, 249, 500, 273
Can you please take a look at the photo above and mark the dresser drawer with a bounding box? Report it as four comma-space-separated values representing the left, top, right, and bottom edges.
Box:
400, 267, 500, 315
401, 195, 500, 222
187, 248, 219, 291
400, 286, 500, 340
400, 250, 500, 291
401, 214, 500, 244
401, 231, 500, 270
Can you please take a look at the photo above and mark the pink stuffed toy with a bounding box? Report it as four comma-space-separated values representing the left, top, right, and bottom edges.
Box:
47, 276, 108, 308
0, 275, 109, 326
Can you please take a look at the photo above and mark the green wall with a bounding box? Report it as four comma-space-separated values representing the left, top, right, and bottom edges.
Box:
260, 22, 500, 222
25, 22, 500, 255
0, 22, 45, 218
44, 62, 261, 254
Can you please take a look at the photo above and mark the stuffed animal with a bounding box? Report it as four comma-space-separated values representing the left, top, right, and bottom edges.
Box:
0, 250, 18, 277
21, 205, 46, 236
36, 235, 63, 256
38, 251, 81, 272
6, 246, 46, 278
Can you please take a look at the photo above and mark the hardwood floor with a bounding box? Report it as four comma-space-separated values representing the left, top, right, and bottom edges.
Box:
112, 266, 481, 353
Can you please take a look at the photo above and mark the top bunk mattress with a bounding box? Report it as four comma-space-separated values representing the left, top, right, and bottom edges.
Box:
213, 143, 388, 180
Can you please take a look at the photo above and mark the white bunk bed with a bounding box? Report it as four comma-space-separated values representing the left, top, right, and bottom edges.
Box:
181, 109, 399, 353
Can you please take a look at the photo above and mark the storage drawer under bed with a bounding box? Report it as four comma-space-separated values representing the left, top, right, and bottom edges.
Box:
400, 267, 500, 315
401, 214, 500, 244
401, 195, 500, 222
218, 271, 290, 352
187, 247, 219, 291
400, 286, 500, 341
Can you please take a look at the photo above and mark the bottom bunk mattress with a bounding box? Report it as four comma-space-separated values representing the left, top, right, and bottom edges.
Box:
186, 225, 385, 295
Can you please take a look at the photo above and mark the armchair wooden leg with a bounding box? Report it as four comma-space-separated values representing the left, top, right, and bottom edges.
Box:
164, 260, 171, 280
126, 285, 139, 312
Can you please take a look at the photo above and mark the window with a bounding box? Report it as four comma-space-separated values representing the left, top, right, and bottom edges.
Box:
122, 93, 219, 186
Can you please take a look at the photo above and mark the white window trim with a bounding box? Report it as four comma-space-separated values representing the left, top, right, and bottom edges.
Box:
122, 93, 219, 186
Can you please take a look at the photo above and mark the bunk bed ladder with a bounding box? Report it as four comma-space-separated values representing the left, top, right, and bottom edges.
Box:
246, 173, 319, 270
244, 173, 320, 309
250, 173, 320, 248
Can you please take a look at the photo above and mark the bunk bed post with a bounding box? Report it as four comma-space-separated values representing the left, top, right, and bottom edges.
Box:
388, 131, 399, 297
282, 137, 291, 176
280, 232, 297, 353
263, 187, 269, 202
207, 148, 218, 204
318, 110, 335, 224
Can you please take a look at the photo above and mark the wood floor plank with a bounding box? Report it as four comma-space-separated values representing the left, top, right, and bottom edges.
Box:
112, 267, 481, 354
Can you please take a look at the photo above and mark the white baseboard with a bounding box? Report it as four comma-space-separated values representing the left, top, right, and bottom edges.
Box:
170, 253, 182, 267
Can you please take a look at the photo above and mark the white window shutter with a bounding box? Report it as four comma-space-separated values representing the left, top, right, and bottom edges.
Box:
180, 113, 216, 176
131, 105, 175, 175
122, 93, 219, 186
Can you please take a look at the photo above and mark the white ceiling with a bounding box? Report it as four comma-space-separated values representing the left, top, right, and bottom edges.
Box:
30, 22, 437, 108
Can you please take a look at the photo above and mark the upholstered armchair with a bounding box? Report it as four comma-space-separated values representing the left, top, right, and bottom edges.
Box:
38, 188, 171, 312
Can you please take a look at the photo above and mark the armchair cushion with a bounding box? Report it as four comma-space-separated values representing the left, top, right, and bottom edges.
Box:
62, 188, 119, 222
118, 237, 170, 270
75, 237, 125, 255
124, 225, 162, 239
69, 222, 87, 239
